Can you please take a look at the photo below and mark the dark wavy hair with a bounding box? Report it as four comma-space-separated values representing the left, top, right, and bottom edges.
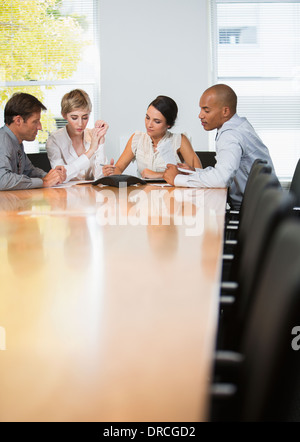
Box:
148, 95, 178, 128
4, 92, 46, 125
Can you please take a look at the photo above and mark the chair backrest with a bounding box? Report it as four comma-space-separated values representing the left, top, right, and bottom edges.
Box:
226, 159, 271, 211
227, 173, 281, 282
236, 187, 296, 331
27, 153, 51, 172
222, 186, 296, 351
290, 159, 300, 207
245, 160, 270, 186
238, 161, 272, 224
195, 151, 216, 168
247, 158, 268, 180
239, 219, 300, 421
237, 172, 280, 247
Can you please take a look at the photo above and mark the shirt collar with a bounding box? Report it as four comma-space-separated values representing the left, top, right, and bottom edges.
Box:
158, 130, 171, 146
215, 113, 239, 141
4, 125, 22, 146
147, 130, 171, 148
63, 125, 89, 156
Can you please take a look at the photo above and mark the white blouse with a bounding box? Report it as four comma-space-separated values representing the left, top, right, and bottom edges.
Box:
131, 131, 182, 177
46, 126, 107, 182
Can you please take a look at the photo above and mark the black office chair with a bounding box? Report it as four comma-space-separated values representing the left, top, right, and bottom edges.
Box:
226, 158, 274, 212
27, 152, 51, 172
218, 186, 296, 351
195, 151, 216, 169
224, 160, 272, 240
289, 158, 300, 208
222, 172, 281, 281
230, 172, 280, 251
210, 218, 300, 422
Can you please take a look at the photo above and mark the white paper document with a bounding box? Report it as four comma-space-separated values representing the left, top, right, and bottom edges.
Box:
52, 180, 93, 188
177, 167, 197, 175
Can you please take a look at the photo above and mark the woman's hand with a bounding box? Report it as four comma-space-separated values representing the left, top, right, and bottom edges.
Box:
102, 159, 116, 176
95, 120, 109, 132
87, 126, 108, 158
94, 120, 109, 145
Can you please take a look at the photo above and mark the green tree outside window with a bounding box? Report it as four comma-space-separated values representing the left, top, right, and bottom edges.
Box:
0, 0, 91, 143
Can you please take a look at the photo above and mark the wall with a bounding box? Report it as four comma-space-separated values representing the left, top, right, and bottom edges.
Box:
99, 0, 211, 162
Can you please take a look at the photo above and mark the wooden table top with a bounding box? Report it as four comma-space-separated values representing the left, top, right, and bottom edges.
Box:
0, 183, 227, 422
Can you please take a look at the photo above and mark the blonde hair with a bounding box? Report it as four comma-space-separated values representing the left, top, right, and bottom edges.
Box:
61, 89, 92, 115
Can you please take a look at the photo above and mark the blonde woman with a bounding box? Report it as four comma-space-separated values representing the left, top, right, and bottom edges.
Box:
46, 89, 109, 182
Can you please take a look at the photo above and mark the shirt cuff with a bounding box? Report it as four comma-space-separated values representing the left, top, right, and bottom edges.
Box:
174, 173, 196, 187
65, 154, 90, 181
30, 177, 45, 188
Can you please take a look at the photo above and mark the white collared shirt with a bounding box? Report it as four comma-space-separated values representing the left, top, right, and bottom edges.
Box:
46, 126, 107, 182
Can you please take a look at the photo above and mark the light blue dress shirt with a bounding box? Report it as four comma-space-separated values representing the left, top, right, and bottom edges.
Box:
174, 114, 275, 208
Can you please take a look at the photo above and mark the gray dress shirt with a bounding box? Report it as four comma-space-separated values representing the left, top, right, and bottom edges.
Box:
0, 125, 47, 191
174, 114, 275, 208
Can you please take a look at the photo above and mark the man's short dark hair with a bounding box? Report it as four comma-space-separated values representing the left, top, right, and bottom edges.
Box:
4, 92, 47, 125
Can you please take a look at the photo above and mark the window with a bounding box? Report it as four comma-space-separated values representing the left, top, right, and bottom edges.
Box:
0, 0, 100, 152
211, 0, 300, 180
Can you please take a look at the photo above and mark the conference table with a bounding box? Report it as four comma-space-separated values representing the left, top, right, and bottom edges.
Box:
0, 181, 227, 422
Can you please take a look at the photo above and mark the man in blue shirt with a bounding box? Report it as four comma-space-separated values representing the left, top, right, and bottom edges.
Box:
0, 92, 66, 191
163, 84, 275, 209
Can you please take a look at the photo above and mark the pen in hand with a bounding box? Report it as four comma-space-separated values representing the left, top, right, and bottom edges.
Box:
100, 159, 116, 176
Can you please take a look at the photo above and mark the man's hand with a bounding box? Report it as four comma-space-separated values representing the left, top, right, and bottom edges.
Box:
163, 164, 180, 186
42, 168, 65, 187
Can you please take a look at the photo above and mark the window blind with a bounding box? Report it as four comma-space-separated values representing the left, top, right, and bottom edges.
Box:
211, 0, 300, 179
0, 0, 100, 151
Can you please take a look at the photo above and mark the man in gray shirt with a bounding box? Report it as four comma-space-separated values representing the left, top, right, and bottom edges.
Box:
0, 92, 66, 191
163, 84, 275, 209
